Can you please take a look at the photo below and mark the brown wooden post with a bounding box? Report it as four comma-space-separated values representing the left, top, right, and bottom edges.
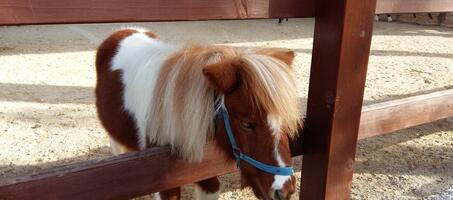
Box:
300, 0, 377, 199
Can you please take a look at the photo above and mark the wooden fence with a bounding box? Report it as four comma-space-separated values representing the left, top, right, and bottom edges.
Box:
1, 0, 453, 25
1, 90, 452, 199
0, 0, 452, 199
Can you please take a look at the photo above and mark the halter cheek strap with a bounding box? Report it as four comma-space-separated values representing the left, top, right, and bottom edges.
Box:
218, 107, 294, 176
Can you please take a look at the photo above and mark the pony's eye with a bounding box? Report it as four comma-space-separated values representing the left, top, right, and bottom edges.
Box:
240, 120, 256, 130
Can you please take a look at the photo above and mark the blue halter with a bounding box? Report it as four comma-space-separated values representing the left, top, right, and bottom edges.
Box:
218, 106, 294, 176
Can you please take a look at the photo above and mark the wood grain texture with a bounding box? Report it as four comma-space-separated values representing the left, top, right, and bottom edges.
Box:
0, 0, 311, 25
290, 91, 453, 156
358, 89, 453, 140
299, 0, 377, 198
269, 0, 314, 18
0, 144, 236, 200
1, 0, 452, 25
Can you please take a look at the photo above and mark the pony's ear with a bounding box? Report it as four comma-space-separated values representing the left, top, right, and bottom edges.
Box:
268, 50, 295, 66
202, 61, 239, 93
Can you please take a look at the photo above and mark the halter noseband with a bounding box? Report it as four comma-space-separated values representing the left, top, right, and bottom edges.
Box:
218, 106, 294, 176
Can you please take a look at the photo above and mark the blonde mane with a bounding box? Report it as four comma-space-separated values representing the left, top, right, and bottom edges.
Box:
146, 45, 300, 162
239, 54, 301, 136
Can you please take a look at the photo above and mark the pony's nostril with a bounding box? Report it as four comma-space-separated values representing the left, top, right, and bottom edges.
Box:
273, 189, 284, 200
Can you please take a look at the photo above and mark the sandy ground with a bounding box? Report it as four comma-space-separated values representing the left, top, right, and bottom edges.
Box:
0, 17, 452, 199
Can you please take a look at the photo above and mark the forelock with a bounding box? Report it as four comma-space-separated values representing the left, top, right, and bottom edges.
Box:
238, 54, 301, 136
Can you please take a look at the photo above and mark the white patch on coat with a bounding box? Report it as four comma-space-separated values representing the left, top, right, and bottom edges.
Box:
268, 114, 292, 190
272, 175, 292, 190
110, 28, 176, 149
194, 185, 220, 200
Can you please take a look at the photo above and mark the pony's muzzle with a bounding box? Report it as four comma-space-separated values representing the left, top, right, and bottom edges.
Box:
269, 175, 296, 200
273, 189, 284, 200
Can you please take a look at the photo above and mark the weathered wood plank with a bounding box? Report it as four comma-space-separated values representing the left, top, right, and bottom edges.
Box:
290, 90, 453, 156
0, 0, 311, 25
1, 0, 452, 25
0, 144, 237, 200
269, 0, 314, 18
358, 89, 453, 140
299, 0, 376, 199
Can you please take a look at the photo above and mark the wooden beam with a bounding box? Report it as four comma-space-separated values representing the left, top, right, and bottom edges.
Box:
1, 90, 452, 199
358, 89, 453, 140
0, 144, 237, 200
290, 90, 453, 156
0, 0, 266, 25
269, 0, 314, 18
0, 0, 453, 25
0, 0, 312, 25
376, 0, 453, 14
1, 0, 452, 25
299, 0, 376, 199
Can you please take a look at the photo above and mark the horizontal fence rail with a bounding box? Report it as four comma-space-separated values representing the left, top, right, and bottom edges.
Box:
358, 89, 453, 139
0, 0, 312, 25
1, 0, 453, 25
0, 145, 238, 200
1, 89, 452, 200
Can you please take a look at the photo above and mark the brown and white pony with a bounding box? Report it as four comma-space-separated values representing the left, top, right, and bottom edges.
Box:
95, 28, 301, 200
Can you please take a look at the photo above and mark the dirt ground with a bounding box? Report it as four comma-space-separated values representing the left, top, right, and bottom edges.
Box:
0, 16, 452, 200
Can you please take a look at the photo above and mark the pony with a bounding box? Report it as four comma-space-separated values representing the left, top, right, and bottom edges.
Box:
95, 28, 301, 200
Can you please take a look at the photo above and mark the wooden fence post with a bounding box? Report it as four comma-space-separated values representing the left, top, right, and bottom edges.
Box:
300, 0, 377, 199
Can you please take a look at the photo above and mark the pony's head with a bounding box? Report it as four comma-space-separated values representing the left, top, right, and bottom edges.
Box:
148, 45, 300, 200
203, 48, 301, 200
